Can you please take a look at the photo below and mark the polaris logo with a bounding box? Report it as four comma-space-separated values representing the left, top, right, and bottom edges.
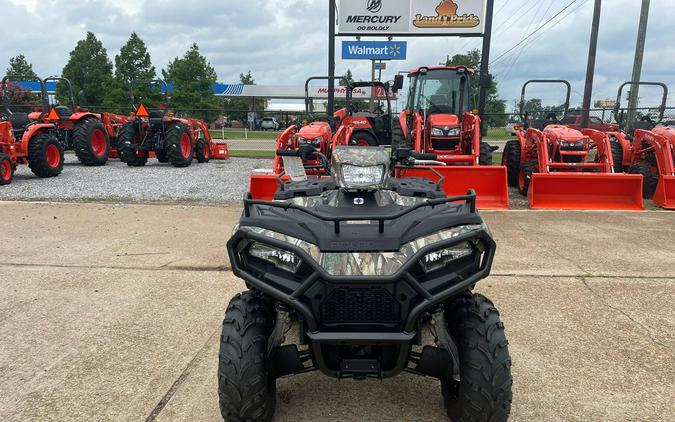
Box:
329, 240, 376, 249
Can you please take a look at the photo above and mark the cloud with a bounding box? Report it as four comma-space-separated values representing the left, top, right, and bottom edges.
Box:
3, 0, 675, 109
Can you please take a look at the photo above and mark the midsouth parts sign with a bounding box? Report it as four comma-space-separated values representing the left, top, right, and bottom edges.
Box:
338, 0, 486, 35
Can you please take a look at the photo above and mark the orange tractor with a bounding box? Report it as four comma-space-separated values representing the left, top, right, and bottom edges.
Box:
502, 80, 643, 210
393, 66, 508, 209
0, 77, 64, 185
117, 79, 227, 167
249, 76, 359, 200
600, 81, 674, 208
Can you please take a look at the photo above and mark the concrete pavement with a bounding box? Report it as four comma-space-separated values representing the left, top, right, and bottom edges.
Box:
0, 201, 673, 421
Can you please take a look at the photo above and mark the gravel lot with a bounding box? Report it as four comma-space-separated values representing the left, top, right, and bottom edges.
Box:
0, 155, 273, 203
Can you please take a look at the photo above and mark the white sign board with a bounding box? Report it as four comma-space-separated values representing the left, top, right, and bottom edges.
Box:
338, 0, 486, 36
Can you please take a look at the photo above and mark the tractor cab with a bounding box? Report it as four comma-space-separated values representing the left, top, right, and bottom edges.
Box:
403, 66, 473, 155
336, 81, 396, 146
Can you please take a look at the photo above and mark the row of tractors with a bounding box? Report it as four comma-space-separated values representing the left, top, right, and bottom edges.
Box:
249, 66, 673, 210
0, 76, 229, 186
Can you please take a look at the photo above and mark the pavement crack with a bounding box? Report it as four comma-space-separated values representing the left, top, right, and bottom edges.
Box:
0, 262, 231, 273
580, 276, 670, 351
144, 326, 220, 422
490, 272, 675, 280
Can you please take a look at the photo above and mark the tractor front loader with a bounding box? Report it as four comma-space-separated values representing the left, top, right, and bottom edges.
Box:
505, 80, 642, 210
1, 77, 63, 185
394, 66, 508, 209
604, 81, 674, 209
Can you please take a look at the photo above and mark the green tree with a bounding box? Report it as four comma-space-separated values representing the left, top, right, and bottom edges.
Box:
6, 54, 38, 79
162, 43, 219, 117
444, 49, 506, 127
104, 33, 157, 109
60, 32, 113, 105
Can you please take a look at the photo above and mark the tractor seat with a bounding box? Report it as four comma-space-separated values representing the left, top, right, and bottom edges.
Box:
55, 106, 72, 119
149, 109, 164, 124
429, 95, 452, 115
9, 112, 30, 133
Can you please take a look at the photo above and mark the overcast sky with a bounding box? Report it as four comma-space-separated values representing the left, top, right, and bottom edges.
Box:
3, 0, 675, 109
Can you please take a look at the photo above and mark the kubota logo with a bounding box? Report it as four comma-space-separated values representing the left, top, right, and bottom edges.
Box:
413, 0, 480, 29
366, 0, 382, 13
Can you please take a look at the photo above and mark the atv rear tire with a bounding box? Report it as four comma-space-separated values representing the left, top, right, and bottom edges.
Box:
117, 123, 148, 167
0, 152, 13, 185
441, 293, 512, 422
518, 161, 537, 196
502, 140, 521, 187
166, 123, 193, 167
628, 161, 659, 198
350, 131, 377, 147
195, 138, 210, 163
28, 133, 64, 178
218, 290, 276, 422
73, 117, 110, 166
479, 141, 494, 165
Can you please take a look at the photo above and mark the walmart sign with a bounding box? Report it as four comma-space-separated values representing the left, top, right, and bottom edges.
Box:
341, 41, 407, 60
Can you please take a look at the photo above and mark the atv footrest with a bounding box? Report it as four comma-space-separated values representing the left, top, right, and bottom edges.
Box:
339, 359, 381, 379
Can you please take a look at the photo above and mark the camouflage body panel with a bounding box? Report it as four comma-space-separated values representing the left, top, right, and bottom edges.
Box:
331, 146, 391, 190
238, 223, 484, 276
280, 189, 429, 208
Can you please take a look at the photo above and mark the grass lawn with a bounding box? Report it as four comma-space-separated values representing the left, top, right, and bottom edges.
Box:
210, 130, 279, 140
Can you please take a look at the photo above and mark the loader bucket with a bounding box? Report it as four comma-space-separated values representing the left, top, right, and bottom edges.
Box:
212, 142, 230, 160
398, 166, 509, 210
527, 173, 644, 210
652, 176, 675, 209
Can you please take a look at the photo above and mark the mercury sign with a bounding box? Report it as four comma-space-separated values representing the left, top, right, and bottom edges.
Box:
342, 41, 407, 60
337, 0, 486, 36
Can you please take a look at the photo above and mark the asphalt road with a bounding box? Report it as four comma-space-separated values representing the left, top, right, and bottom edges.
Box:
0, 201, 673, 421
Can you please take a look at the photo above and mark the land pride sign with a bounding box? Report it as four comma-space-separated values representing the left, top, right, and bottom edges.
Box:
337, 0, 486, 36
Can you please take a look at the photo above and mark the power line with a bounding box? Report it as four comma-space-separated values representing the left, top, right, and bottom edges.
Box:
490, 0, 586, 66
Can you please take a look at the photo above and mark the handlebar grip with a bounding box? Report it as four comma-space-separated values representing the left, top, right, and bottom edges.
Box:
276, 149, 301, 157
413, 152, 438, 160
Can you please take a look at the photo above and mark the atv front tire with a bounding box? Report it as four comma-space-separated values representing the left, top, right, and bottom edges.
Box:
442, 293, 512, 422
73, 117, 110, 166
218, 290, 276, 422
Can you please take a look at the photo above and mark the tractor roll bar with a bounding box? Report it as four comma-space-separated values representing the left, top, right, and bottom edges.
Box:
129, 79, 169, 115
613, 81, 668, 125
43, 77, 76, 109
1, 75, 49, 115
304, 76, 350, 116
519, 79, 572, 123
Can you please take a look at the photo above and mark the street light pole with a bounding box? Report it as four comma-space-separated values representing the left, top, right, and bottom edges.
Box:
627, 0, 651, 124
581, 0, 602, 128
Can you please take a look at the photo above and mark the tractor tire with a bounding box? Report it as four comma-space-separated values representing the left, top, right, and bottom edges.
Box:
502, 140, 521, 187
391, 118, 410, 151
609, 137, 624, 173
117, 123, 148, 167
166, 122, 193, 167
350, 131, 377, 147
218, 290, 276, 422
72, 117, 110, 166
0, 152, 14, 185
441, 293, 512, 422
479, 141, 494, 165
27, 133, 64, 178
518, 161, 537, 196
628, 161, 659, 198
155, 150, 169, 163
195, 138, 211, 163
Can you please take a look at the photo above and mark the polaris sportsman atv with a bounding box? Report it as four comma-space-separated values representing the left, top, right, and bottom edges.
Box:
220, 146, 512, 421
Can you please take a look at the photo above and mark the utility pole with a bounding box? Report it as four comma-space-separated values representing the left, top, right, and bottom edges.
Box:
478, 0, 494, 136
626, 0, 650, 124
328, 0, 336, 116
581, 0, 601, 128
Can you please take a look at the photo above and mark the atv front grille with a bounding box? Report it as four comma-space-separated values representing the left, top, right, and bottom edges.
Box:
320, 287, 400, 325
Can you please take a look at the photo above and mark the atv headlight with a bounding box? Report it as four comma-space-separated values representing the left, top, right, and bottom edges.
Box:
420, 241, 473, 273
340, 164, 385, 188
247, 242, 301, 273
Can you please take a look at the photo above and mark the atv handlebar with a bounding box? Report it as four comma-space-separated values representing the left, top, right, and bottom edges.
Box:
276, 149, 301, 157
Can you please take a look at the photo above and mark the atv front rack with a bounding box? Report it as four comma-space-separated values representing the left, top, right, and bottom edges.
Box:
243, 189, 477, 234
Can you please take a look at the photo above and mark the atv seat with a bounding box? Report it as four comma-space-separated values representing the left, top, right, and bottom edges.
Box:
55, 106, 72, 119
9, 112, 30, 136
